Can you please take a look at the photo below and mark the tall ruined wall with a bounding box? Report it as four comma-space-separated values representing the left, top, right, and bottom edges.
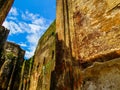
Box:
0, 0, 14, 50
0, 0, 14, 25
0, 26, 9, 48
0, 41, 25, 90
55, 0, 120, 90
29, 21, 55, 90
0, 26, 9, 62
21, 57, 34, 90
4, 42, 25, 90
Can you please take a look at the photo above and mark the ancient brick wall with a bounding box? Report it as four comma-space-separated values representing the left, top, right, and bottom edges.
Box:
4, 42, 25, 90
1, 0, 120, 90
22, 57, 34, 90
0, 26, 9, 51
55, 0, 120, 90
0, 0, 14, 25
57, 0, 120, 63
0, 41, 25, 90
29, 21, 55, 90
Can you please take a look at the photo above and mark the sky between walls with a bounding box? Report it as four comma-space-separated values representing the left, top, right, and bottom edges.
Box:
3, 0, 56, 59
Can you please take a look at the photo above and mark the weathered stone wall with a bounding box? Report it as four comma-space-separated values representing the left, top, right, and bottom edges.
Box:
55, 0, 120, 90
0, 26, 9, 52
29, 21, 55, 90
0, 26, 9, 69
0, 0, 14, 25
1, 0, 120, 90
4, 42, 25, 90
57, 0, 120, 64
71, 0, 120, 62
81, 58, 120, 90
0, 41, 25, 90
22, 57, 34, 90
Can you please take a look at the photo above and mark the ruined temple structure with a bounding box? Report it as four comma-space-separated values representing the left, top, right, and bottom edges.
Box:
1, 0, 120, 90
54, 0, 120, 90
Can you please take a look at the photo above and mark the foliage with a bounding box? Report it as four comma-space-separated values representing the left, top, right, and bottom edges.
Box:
6, 52, 15, 59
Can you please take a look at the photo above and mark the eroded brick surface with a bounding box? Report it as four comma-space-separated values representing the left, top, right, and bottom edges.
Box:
55, 0, 120, 90
0, 0, 14, 25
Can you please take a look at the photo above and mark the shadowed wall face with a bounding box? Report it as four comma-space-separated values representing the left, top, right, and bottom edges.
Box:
0, 26, 9, 51
0, 0, 14, 25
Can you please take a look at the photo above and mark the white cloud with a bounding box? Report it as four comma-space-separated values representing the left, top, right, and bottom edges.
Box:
3, 21, 23, 35
3, 7, 51, 59
18, 42, 27, 47
18, 22, 30, 33
25, 50, 35, 59
9, 7, 18, 16
28, 24, 41, 33
7, 16, 17, 20
22, 11, 39, 21
33, 18, 45, 25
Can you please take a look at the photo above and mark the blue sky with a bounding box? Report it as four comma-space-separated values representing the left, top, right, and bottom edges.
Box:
3, 0, 56, 59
